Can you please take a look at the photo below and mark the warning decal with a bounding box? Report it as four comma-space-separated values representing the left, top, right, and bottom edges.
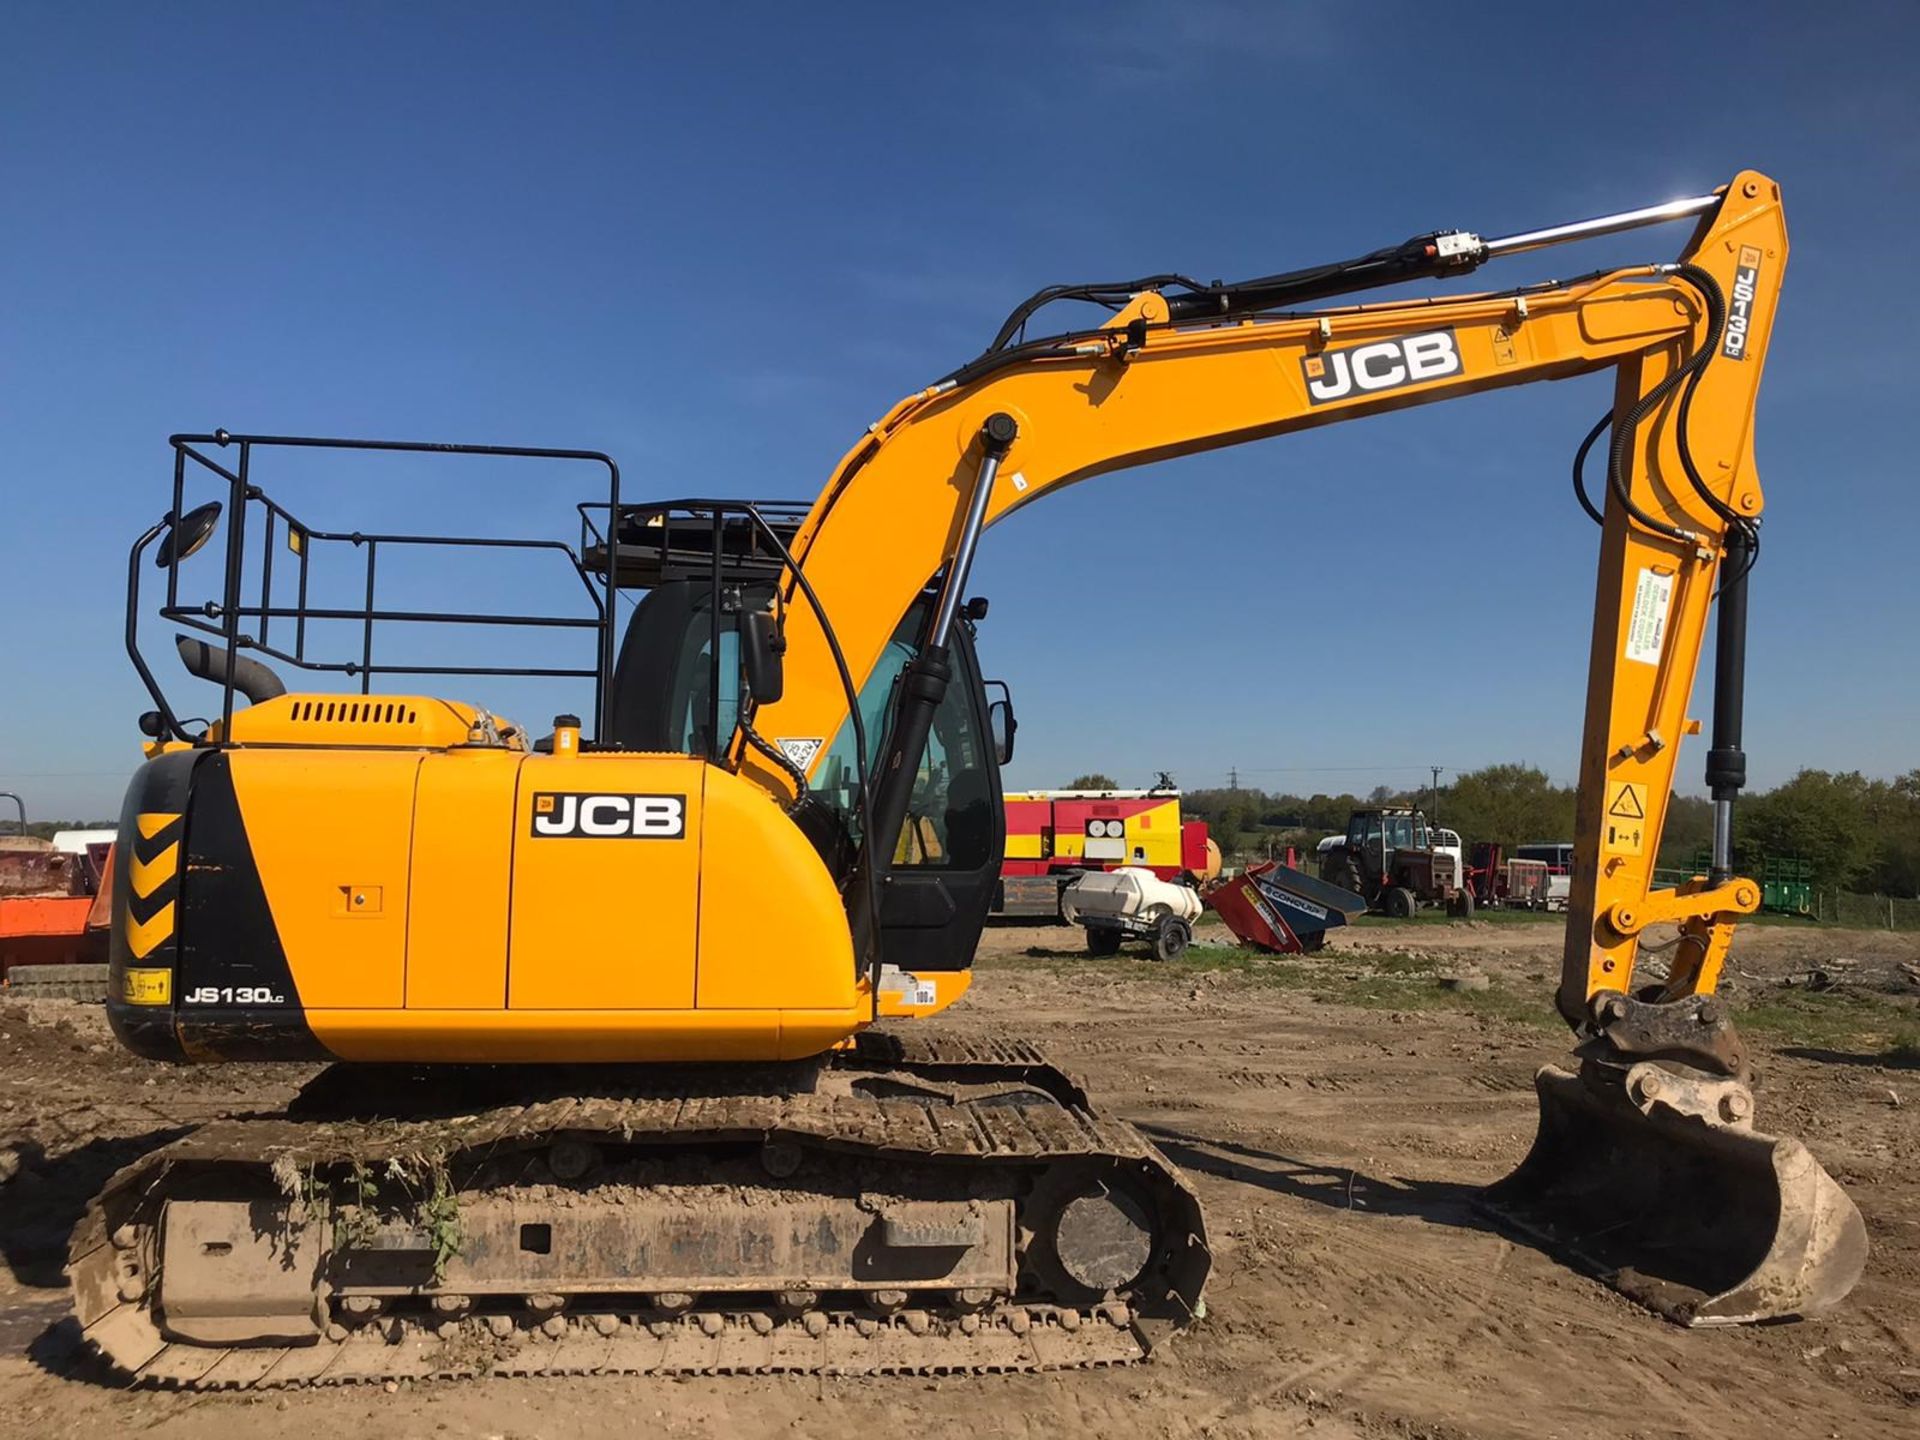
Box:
1603, 781, 1649, 856
1624, 568, 1674, 666
879, 968, 939, 1010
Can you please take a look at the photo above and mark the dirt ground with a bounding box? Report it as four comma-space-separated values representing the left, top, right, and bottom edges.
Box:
2, 916, 1916, 1439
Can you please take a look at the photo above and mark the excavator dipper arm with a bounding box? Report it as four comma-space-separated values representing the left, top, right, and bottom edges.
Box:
743, 171, 1864, 1323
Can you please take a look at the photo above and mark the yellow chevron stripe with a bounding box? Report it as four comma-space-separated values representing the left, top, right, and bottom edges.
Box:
130, 841, 179, 899
127, 901, 176, 960
137, 812, 182, 841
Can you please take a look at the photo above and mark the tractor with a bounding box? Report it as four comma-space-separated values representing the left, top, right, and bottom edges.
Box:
1318, 806, 1473, 918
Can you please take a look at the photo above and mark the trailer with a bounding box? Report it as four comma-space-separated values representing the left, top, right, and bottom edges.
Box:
1690, 848, 1815, 918
1514, 843, 1574, 912
1468, 843, 1551, 909
0, 832, 114, 998
1061, 867, 1206, 962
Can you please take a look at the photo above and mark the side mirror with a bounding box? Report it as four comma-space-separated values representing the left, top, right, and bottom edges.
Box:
743, 609, 785, 704
985, 680, 1016, 766
988, 699, 1016, 765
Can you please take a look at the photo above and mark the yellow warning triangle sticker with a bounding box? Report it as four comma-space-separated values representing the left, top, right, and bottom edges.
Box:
1608, 783, 1646, 820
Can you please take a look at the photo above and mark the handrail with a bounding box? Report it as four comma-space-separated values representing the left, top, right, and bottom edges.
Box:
136, 432, 619, 742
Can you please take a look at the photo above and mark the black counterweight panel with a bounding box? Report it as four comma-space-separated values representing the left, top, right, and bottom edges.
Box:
172, 751, 331, 1060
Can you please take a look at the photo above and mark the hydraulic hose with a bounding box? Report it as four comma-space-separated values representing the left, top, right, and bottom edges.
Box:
740, 717, 811, 813
1572, 411, 1611, 526
1597, 263, 1730, 546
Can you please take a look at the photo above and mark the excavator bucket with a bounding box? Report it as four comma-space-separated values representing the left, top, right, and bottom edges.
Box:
1479, 1062, 1867, 1325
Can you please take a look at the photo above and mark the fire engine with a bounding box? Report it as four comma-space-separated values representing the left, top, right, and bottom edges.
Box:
994, 787, 1218, 918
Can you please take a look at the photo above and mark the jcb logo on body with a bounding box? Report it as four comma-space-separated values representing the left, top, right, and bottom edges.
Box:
1302, 328, 1461, 405
530, 792, 687, 839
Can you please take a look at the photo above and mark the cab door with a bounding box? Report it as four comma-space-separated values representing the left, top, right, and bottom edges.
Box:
875, 623, 1005, 973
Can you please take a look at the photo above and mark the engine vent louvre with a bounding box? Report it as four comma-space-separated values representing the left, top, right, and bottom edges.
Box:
288, 700, 420, 726
225, 695, 476, 748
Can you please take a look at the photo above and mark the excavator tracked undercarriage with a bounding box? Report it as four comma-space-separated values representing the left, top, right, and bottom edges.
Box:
76, 169, 1863, 1385
72, 1035, 1206, 1385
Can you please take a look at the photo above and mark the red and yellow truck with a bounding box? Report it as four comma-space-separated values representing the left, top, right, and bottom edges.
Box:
995, 788, 1218, 918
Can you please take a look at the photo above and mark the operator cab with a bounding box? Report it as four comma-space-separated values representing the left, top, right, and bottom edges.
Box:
604, 548, 1010, 975
1346, 805, 1431, 861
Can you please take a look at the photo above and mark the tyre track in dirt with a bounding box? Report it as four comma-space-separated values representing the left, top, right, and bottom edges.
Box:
958, 931, 1920, 1438
1, 926, 1916, 1438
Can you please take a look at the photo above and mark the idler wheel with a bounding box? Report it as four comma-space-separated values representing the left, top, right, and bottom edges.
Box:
1051, 1184, 1155, 1295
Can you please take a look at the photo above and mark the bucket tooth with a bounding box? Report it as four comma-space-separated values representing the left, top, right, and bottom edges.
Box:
1478, 1063, 1867, 1325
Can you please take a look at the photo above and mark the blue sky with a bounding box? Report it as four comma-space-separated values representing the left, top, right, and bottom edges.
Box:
2, 1, 1915, 819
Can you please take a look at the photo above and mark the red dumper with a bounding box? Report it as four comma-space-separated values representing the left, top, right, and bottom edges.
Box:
1205, 860, 1370, 954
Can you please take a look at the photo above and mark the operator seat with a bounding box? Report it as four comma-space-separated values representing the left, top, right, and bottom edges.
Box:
942, 765, 995, 869
606, 581, 701, 751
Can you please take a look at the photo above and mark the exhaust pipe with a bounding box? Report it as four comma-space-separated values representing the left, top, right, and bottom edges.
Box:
175, 634, 287, 706
1480, 1061, 1867, 1325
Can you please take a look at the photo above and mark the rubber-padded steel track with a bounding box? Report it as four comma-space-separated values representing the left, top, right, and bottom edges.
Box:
68, 1031, 1209, 1387
7, 962, 109, 1002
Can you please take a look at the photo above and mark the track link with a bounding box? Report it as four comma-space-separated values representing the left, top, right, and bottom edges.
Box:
68, 1031, 1209, 1387
99, 1301, 1148, 1389
5, 962, 109, 1003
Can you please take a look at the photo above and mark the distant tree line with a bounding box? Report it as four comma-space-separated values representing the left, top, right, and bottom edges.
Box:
4, 819, 118, 842
1173, 764, 1920, 898
1735, 769, 1920, 896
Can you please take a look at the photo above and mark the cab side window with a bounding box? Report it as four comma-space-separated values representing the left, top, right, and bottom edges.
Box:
809, 603, 993, 871
896, 631, 993, 870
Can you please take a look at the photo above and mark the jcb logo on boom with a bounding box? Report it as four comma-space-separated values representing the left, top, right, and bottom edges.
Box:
530, 792, 687, 839
1302, 328, 1461, 405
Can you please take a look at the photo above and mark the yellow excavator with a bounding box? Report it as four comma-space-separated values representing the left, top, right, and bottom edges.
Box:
76, 168, 1864, 1386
